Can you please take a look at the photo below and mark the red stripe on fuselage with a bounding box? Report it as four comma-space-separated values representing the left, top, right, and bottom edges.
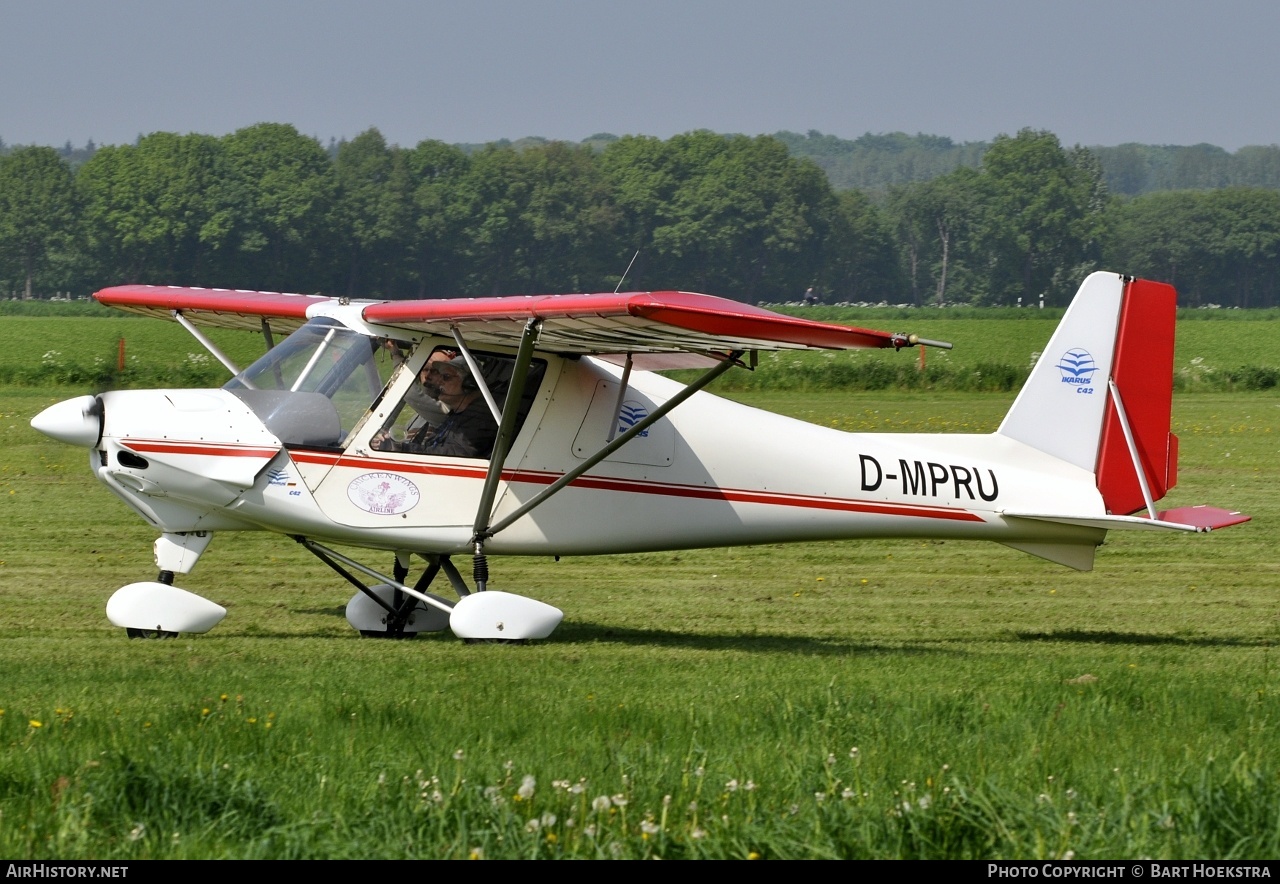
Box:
123, 440, 278, 458
286, 450, 985, 523
125, 441, 984, 523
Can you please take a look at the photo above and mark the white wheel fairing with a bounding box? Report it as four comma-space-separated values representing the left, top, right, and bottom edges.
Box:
106, 582, 227, 634
345, 584, 450, 634
449, 591, 563, 641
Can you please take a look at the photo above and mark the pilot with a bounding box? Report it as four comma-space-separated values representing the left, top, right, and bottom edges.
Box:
374, 356, 497, 458
402, 348, 457, 430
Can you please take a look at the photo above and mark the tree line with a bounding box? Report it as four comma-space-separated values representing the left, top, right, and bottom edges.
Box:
778, 130, 1280, 196
2, 124, 1279, 308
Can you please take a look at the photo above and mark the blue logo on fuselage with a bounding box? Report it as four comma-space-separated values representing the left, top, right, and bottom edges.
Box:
617, 401, 650, 438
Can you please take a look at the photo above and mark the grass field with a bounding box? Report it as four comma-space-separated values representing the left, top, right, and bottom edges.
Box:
1, 374, 1276, 858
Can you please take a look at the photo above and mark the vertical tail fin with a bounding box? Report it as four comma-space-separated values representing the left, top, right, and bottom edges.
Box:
998, 272, 1178, 515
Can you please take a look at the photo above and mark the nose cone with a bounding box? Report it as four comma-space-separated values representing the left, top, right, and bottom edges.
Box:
31, 395, 103, 447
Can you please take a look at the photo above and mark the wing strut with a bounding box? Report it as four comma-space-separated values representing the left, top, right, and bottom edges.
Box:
606, 353, 634, 443
477, 349, 746, 544
171, 310, 246, 379
471, 318, 543, 559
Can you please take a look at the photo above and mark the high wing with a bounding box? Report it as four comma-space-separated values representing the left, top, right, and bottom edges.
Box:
361, 291, 924, 353
96, 286, 334, 335
94, 286, 943, 354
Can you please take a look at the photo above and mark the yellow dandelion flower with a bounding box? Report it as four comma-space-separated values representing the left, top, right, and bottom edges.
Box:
29, 719, 42, 728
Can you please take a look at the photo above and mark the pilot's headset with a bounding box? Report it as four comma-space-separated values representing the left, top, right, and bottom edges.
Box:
445, 356, 480, 392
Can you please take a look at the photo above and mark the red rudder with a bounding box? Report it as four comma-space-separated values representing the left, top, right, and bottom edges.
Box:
1095, 278, 1178, 515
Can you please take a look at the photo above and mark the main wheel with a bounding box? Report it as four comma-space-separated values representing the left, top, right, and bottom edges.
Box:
358, 629, 418, 639
126, 628, 179, 639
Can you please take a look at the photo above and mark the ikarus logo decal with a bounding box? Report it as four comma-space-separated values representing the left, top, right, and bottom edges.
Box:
1056, 349, 1098, 387
267, 468, 292, 486
617, 400, 651, 438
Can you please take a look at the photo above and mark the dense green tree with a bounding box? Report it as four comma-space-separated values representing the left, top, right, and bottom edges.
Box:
605, 133, 837, 298
1106, 191, 1217, 303
774, 130, 988, 191
885, 168, 983, 304
1106, 188, 1280, 307
510, 141, 619, 292
0, 122, 1272, 307
208, 124, 335, 292
598, 134, 685, 290
0, 146, 77, 298
1231, 146, 1280, 190
661, 132, 836, 299
602, 132, 836, 299
975, 130, 1106, 305
76, 132, 224, 284
819, 189, 903, 302
454, 145, 535, 294
333, 128, 412, 297
456, 142, 621, 295
404, 140, 470, 298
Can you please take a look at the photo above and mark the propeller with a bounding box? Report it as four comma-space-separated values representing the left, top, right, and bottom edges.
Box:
30, 394, 105, 448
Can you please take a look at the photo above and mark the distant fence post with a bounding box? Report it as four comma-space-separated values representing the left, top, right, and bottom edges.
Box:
118, 337, 125, 372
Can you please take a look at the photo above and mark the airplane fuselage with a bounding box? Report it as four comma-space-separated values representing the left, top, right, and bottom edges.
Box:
88, 349, 1106, 564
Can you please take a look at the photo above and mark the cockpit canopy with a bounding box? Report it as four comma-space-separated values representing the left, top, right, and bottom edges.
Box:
224, 317, 396, 448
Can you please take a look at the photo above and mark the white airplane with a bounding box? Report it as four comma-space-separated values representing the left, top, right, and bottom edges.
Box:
31, 272, 1248, 641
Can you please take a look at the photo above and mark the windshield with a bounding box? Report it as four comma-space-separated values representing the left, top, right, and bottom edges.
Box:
224, 317, 401, 448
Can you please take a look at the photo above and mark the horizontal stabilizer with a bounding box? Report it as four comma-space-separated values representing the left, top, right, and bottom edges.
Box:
1004, 505, 1249, 534
1154, 506, 1251, 531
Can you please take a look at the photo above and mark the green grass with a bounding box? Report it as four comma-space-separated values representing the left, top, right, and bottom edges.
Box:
1, 384, 1277, 858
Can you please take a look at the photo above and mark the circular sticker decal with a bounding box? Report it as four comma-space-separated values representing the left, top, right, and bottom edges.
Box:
347, 472, 421, 515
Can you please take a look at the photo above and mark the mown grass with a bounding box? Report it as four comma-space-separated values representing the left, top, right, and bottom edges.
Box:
0, 382, 1277, 858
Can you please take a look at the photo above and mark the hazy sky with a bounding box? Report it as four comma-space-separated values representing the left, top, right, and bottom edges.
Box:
4, 0, 1277, 151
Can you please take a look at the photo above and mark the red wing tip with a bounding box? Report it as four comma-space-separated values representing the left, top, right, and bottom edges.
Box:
1155, 505, 1251, 531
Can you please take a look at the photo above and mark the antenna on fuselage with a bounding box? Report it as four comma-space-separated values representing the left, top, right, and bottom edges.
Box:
614, 250, 640, 293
